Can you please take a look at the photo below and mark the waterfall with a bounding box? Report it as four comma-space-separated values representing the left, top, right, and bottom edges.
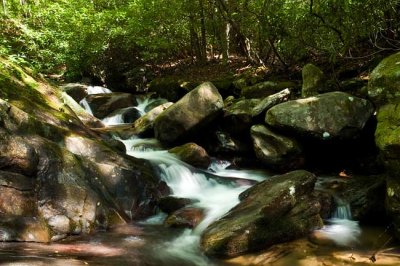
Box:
121, 137, 267, 265
86, 85, 112, 94
79, 92, 268, 265
79, 98, 93, 115
316, 196, 361, 247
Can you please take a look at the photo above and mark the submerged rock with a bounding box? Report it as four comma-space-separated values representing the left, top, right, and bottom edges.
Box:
164, 207, 205, 229
158, 196, 192, 214
169, 142, 211, 169
265, 91, 374, 140
154, 82, 223, 144
200, 170, 322, 257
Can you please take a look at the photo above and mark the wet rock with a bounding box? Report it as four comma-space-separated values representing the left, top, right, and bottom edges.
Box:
169, 143, 211, 169
203, 130, 253, 157
0, 216, 51, 242
266, 91, 374, 140
84, 93, 135, 119
0, 131, 39, 176
0, 171, 36, 216
104, 106, 142, 124
64, 134, 166, 219
158, 196, 192, 214
241, 81, 296, 99
223, 99, 260, 136
314, 190, 334, 219
341, 175, 387, 223
250, 125, 304, 171
61, 83, 88, 102
164, 207, 205, 229
131, 102, 173, 137
200, 170, 322, 257
154, 82, 223, 144
301, 64, 325, 97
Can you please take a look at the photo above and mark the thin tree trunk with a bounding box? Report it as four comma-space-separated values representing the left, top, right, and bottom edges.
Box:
199, 0, 207, 64
2, 0, 7, 15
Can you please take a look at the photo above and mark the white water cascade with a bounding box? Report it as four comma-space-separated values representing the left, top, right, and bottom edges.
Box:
79, 85, 112, 115
121, 137, 267, 265
316, 197, 361, 247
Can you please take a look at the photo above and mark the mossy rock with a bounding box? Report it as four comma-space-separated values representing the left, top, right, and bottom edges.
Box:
368, 52, 400, 107
301, 63, 325, 97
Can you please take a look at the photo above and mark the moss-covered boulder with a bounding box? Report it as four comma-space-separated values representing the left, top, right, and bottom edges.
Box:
368, 51, 400, 107
200, 170, 322, 257
0, 57, 167, 242
301, 63, 325, 97
241, 81, 296, 99
154, 82, 223, 144
266, 92, 374, 140
250, 125, 304, 171
368, 53, 400, 239
169, 142, 211, 169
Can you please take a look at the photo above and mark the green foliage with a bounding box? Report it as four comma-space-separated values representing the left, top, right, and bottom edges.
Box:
0, 0, 399, 79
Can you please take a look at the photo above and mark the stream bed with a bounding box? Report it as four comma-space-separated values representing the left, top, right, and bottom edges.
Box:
1, 87, 399, 265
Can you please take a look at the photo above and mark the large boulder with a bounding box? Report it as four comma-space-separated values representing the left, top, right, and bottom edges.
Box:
368, 51, 400, 107
0, 59, 167, 242
265, 92, 374, 140
250, 125, 304, 171
84, 92, 135, 119
154, 82, 223, 144
200, 170, 322, 257
301, 63, 325, 97
368, 52, 400, 238
169, 142, 211, 169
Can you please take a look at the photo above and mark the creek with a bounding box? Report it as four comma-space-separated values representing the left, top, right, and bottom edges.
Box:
0, 88, 399, 265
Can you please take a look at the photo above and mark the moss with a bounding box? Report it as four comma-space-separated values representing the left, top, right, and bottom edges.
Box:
368, 52, 400, 106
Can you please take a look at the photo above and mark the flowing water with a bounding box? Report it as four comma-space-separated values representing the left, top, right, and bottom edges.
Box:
1, 87, 399, 265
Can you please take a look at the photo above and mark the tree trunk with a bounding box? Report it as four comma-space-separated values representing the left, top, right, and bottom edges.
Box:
198, 0, 207, 64
2, 0, 7, 15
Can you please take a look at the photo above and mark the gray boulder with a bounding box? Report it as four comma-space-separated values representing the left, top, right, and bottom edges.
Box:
200, 170, 322, 257
250, 125, 304, 171
154, 82, 223, 144
266, 91, 374, 140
